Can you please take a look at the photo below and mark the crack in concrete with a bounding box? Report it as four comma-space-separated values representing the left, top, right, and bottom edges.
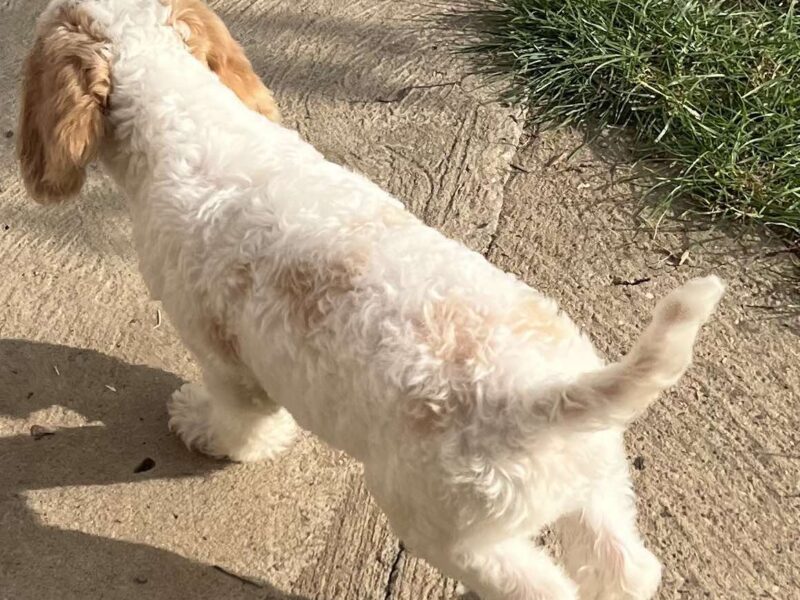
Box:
383, 541, 406, 600
483, 109, 528, 261
485, 151, 523, 261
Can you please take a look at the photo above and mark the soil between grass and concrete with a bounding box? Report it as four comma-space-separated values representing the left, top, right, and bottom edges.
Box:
0, 1, 797, 599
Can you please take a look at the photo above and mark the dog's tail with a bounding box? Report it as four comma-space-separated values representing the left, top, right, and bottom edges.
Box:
547, 276, 725, 430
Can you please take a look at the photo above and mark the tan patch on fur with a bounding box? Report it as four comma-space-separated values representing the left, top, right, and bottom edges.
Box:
507, 298, 571, 341
168, 0, 281, 122
272, 254, 367, 332
421, 300, 491, 366
18, 6, 111, 203
230, 262, 254, 297
588, 375, 626, 403
407, 299, 492, 433
418, 296, 567, 368
338, 204, 417, 237
659, 298, 690, 324
209, 319, 240, 359
204, 263, 253, 362
380, 204, 416, 227
409, 295, 571, 432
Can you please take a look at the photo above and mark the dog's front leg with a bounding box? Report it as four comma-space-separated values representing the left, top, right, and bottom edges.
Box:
168, 368, 296, 462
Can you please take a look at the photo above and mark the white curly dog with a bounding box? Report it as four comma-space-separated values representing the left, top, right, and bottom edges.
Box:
18, 1, 724, 598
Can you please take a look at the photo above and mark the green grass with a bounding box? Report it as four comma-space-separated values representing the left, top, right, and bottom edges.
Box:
457, 0, 800, 240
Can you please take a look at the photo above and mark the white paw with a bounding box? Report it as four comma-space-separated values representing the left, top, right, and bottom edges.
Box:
168, 383, 223, 458
224, 407, 297, 463
620, 548, 662, 600
168, 383, 297, 463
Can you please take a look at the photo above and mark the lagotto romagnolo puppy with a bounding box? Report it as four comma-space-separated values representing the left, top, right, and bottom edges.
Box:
18, 1, 724, 598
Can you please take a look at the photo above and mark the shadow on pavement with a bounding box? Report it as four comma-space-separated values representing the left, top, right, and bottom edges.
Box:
0, 339, 309, 600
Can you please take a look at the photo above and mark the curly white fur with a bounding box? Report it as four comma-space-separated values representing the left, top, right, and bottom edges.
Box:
21, 2, 725, 598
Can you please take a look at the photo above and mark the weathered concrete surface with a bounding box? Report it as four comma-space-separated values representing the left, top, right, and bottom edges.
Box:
0, 0, 797, 599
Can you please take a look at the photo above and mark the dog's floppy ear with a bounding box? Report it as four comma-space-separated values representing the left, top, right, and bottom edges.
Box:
170, 0, 281, 123
17, 6, 111, 204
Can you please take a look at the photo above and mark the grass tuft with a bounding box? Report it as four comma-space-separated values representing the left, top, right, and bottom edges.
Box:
457, 0, 800, 239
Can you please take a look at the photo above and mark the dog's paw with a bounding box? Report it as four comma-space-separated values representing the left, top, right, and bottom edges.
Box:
585, 545, 662, 600
620, 548, 662, 600
168, 383, 223, 458
168, 382, 297, 462
224, 407, 297, 463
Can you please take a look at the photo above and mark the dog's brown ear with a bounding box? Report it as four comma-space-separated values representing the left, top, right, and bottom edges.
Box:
170, 0, 281, 123
17, 6, 111, 204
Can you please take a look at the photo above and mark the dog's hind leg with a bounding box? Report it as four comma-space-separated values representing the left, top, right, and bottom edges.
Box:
168, 369, 296, 462
425, 538, 577, 600
554, 474, 662, 600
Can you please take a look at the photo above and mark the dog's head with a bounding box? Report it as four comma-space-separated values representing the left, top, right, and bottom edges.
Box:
18, 0, 280, 204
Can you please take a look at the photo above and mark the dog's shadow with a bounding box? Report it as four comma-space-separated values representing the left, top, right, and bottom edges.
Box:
0, 338, 309, 600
